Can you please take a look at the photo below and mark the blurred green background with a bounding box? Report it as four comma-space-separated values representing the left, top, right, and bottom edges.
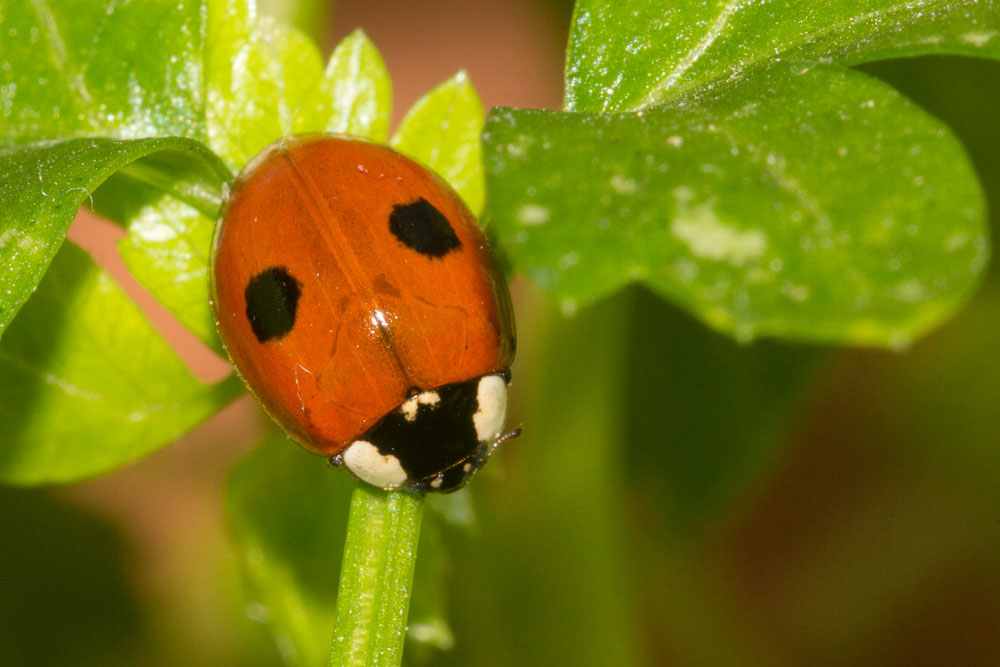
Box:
2, 1, 999, 665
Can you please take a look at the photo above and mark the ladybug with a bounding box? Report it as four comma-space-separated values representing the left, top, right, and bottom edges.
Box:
211, 135, 517, 493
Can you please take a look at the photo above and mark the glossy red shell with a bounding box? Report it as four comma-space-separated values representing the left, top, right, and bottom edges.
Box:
211, 135, 515, 456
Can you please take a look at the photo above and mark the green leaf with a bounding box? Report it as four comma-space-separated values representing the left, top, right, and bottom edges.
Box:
227, 435, 354, 667
113, 22, 390, 347
297, 28, 392, 142
206, 0, 325, 170
205, 7, 395, 169
0, 243, 242, 485
391, 73, 486, 215
819, 295, 1000, 511
0, 0, 206, 142
566, 0, 1000, 112
621, 287, 824, 531
0, 487, 145, 664
404, 511, 455, 664
91, 161, 223, 350
0, 137, 230, 338
445, 294, 642, 667
258, 0, 331, 43
96, 175, 221, 349
484, 66, 988, 346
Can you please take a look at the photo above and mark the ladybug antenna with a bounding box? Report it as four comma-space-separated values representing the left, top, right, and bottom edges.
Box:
480, 426, 521, 461
496, 427, 522, 445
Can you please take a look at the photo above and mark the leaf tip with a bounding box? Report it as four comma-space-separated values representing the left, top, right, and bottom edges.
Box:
346, 26, 369, 41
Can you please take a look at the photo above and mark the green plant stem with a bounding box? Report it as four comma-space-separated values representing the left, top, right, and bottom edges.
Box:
328, 484, 425, 667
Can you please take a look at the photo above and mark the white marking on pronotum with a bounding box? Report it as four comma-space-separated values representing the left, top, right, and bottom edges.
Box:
472, 375, 508, 442
401, 399, 418, 422
342, 440, 408, 489
400, 390, 440, 422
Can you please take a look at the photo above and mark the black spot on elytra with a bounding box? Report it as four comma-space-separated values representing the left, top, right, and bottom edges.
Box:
244, 266, 302, 342
388, 198, 461, 257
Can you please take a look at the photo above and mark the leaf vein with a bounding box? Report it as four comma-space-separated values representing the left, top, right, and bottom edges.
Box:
0, 349, 105, 402
632, 0, 966, 109
719, 125, 833, 232
28, 0, 95, 108
636, 0, 748, 109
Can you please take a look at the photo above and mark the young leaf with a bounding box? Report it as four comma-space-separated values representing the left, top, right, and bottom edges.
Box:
0, 137, 230, 338
297, 28, 393, 141
0, 0, 206, 142
0, 243, 242, 485
206, 0, 326, 169
566, 0, 1000, 112
485, 66, 988, 346
91, 163, 222, 351
257, 0, 331, 42
100, 178, 221, 349
106, 25, 391, 349
391, 73, 486, 215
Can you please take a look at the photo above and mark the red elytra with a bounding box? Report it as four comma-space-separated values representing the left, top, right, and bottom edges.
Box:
210, 135, 515, 490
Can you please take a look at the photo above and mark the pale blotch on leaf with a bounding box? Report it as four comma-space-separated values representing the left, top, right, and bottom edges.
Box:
780, 281, 810, 302
505, 135, 534, 159
408, 620, 455, 650
517, 203, 550, 226
891, 278, 928, 304
944, 232, 969, 252
558, 251, 580, 270
961, 30, 997, 47
669, 188, 768, 267
671, 257, 699, 284
609, 173, 638, 194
